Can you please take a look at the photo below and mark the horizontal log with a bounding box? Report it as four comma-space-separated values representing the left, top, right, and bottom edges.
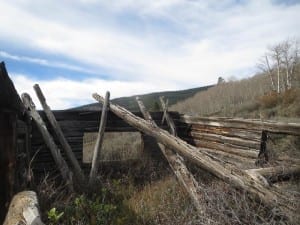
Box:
181, 116, 300, 135
187, 125, 261, 141
191, 139, 259, 158
199, 147, 256, 168
189, 131, 260, 149
38, 110, 180, 122
247, 165, 300, 182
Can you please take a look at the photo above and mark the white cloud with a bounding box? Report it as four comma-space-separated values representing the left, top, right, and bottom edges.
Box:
0, 51, 98, 75
1, 0, 300, 108
12, 73, 179, 109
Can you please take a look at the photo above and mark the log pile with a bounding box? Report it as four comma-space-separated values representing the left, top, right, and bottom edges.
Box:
93, 93, 298, 218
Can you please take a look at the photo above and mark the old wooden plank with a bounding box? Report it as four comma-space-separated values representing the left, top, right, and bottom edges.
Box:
189, 131, 260, 149
181, 116, 300, 135
192, 139, 259, 158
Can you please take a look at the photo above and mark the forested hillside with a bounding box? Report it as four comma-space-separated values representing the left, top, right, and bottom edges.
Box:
73, 85, 213, 111
171, 39, 300, 120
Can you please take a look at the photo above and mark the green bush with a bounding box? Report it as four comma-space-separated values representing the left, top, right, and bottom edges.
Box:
45, 181, 137, 225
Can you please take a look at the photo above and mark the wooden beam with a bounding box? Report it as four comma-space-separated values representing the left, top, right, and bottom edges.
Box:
159, 96, 176, 136
33, 84, 85, 184
93, 93, 293, 217
22, 93, 73, 191
136, 97, 207, 216
192, 139, 258, 159
247, 165, 300, 182
181, 116, 300, 135
3, 191, 44, 225
89, 91, 110, 186
189, 131, 260, 150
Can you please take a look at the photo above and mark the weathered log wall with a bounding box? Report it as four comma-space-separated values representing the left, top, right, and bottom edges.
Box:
30, 110, 183, 178
175, 116, 300, 166
0, 62, 30, 224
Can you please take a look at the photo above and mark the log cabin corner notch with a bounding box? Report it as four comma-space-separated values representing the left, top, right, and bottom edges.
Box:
0, 62, 30, 224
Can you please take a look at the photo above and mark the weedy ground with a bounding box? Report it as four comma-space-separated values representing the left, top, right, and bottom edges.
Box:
36, 156, 299, 225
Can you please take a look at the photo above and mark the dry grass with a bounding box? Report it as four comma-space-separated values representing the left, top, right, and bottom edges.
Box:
127, 173, 299, 225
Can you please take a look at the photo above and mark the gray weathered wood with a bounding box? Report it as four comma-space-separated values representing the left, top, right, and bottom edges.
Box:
22, 93, 73, 191
181, 116, 300, 135
89, 91, 110, 185
192, 139, 259, 158
160, 96, 177, 136
189, 131, 260, 149
136, 97, 207, 216
33, 84, 85, 184
247, 165, 300, 182
4, 191, 44, 225
186, 125, 261, 141
93, 93, 293, 217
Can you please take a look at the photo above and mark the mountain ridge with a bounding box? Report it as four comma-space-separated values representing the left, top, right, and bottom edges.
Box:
72, 85, 214, 111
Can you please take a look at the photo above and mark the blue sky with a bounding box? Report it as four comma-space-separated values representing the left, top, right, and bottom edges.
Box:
1, 0, 300, 109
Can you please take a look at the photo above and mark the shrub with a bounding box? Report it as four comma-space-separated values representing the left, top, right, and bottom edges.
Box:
282, 88, 300, 105
257, 92, 280, 108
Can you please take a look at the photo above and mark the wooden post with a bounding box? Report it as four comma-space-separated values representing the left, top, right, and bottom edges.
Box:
33, 84, 85, 184
159, 96, 176, 136
136, 97, 207, 216
89, 91, 110, 186
93, 93, 293, 217
4, 191, 44, 225
22, 93, 73, 191
247, 165, 300, 182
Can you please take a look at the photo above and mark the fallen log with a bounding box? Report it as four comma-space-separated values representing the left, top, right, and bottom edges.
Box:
22, 93, 73, 191
200, 147, 256, 168
136, 97, 206, 216
89, 91, 110, 186
4, 191, 44, 225
247, 165, 300, 182
33, 84, 85, 184
93, 93, 294, 217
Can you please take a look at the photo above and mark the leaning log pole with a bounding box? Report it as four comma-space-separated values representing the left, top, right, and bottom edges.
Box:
89, 91, 110, 186
33, 84, 85, 184
22, 93, 73, 191
136, 97, 207, 216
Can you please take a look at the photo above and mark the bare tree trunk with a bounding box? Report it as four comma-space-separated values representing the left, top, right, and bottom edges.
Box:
265, 55, 276, 91
93, 93, 293, 217
276, 56, 281, 93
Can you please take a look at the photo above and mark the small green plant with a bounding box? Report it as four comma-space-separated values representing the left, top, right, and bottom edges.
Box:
47, 207, 64, 224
